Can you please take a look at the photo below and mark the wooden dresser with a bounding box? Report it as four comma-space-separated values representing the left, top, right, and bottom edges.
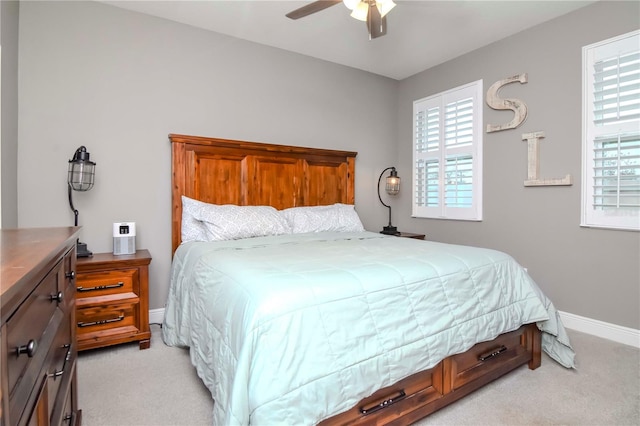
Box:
1, 227, 82, 426
75, 250, 151, 351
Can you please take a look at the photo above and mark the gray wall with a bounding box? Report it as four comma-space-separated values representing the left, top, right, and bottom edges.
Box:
16, 1, 397, 310
13, 1, 640, 329
1, 0, 19, 229
396, 1, 640, 329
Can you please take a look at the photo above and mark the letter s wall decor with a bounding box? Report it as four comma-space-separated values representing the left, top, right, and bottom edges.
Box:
486, 73, 528, 133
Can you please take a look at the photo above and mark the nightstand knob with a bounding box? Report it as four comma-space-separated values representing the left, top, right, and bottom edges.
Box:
65, 271, 75, 280
17, 339, 37, 358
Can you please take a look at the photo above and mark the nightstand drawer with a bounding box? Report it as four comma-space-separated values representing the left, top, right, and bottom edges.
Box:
76, 300, 138, 335
75, 269, 137, 298
75, 250, 152, 351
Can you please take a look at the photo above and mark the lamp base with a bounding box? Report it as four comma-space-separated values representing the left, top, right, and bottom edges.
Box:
380, 226, 400, 236
77, 241, 93, 258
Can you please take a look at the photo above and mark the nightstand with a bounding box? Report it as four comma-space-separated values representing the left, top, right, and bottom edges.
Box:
396, 232, 426, 240
75, 249, 152, 351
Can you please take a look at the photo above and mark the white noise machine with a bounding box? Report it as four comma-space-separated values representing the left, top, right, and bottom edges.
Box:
113, 222, 136, 255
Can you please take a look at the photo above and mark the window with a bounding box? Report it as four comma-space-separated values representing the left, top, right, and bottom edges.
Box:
582, 30, 640, 231
412, 80, 483, 220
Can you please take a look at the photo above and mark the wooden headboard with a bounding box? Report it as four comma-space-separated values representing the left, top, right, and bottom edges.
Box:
170, 134, 358, 253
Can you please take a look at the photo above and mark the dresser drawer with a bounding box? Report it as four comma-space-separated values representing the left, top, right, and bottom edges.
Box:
75, 269, 137, 299
1, 228, 81, 426
45, 315, 73, 419
5, 259, 62, 401
57, 376, 80, 426
448, 325, 531, 391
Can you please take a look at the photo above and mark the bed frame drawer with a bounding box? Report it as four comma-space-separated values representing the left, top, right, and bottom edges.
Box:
446, 325, 533, 391
321, 324, 541, 425
320, 363, 443, 426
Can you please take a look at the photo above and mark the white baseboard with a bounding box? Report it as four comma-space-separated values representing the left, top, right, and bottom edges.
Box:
147, 307, 639, 348
559, 310, 640, 348
149, 308, 165, 325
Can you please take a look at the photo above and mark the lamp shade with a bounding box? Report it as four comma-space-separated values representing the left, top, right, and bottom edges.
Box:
376, 0, 396, 18
385, 168, 400, 195
68, 146, 96, 191
350, 1, 369, 21
343, 0, 360, 10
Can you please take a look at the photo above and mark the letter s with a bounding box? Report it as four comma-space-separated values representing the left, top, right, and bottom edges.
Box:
486, 73, 528, 133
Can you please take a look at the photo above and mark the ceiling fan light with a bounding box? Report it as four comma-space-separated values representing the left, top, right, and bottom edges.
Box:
376, 0, 396, 18
343, 0, 360, 11
350, 1, 369, 21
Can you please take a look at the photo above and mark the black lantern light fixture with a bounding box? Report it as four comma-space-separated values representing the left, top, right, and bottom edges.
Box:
377, 166, 400, 235
68, 146, 96, 257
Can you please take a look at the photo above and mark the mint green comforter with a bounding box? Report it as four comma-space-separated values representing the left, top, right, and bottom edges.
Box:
162, 231, 575, 425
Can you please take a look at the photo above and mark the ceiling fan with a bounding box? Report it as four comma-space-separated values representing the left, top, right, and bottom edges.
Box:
286, 0, 397, 40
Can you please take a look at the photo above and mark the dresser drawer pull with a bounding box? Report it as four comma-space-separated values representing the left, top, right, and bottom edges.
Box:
478, 345, 507, 362
63, 412, 76, 425
48, 344, 72, 380
50, 291, 64, 303
78, 315, 125, 328
66, 270, 76, 280
359, 390, 406, 415
77, 281, 124, 292
17, 339, 37, 358
49, 369, 64, 379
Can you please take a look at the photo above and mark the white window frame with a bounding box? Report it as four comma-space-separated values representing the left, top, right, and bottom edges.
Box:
581, 30, 640, 231
412, 80, 483, 221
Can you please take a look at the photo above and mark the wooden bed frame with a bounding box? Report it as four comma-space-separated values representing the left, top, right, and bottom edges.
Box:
169, 133, 542, 425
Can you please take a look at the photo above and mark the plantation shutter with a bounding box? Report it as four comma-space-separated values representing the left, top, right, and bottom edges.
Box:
582, 30, 640, 230
592, 134, 640, 211
593, 51, 640, 125
413, 81, 483, 220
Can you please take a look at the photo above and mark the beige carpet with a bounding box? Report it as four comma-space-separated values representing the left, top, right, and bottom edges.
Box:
78, 325, 639, 425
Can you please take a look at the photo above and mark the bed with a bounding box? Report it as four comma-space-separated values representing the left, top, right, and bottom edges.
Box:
162, 134, 575, 425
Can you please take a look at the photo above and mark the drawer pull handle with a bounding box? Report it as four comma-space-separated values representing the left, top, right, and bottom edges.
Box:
66, 270, 76, 280
478, 345, 507, 362
63, 412, 76, 425
50, 291, 63, 303
77, 281, 124, 292
49, 344, 72, 380
17, 339, 37, 358
359, 390, 406, 415
78, 315, 125, 328
49, 369, 64, 379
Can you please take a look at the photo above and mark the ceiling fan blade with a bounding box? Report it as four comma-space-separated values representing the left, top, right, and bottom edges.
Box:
367, 5, 387, 39
286, 1, 342, 20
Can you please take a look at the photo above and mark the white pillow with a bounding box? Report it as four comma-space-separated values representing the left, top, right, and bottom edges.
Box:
281, 203, 365, 233
181, 196, 209, 243
183, 196, 292, 241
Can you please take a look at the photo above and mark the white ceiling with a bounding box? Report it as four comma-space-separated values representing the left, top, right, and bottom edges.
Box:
100, 0, 594, 80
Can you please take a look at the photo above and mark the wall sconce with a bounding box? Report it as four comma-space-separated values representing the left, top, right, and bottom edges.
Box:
68, 146, 96, 257
377, 166, 400, 235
